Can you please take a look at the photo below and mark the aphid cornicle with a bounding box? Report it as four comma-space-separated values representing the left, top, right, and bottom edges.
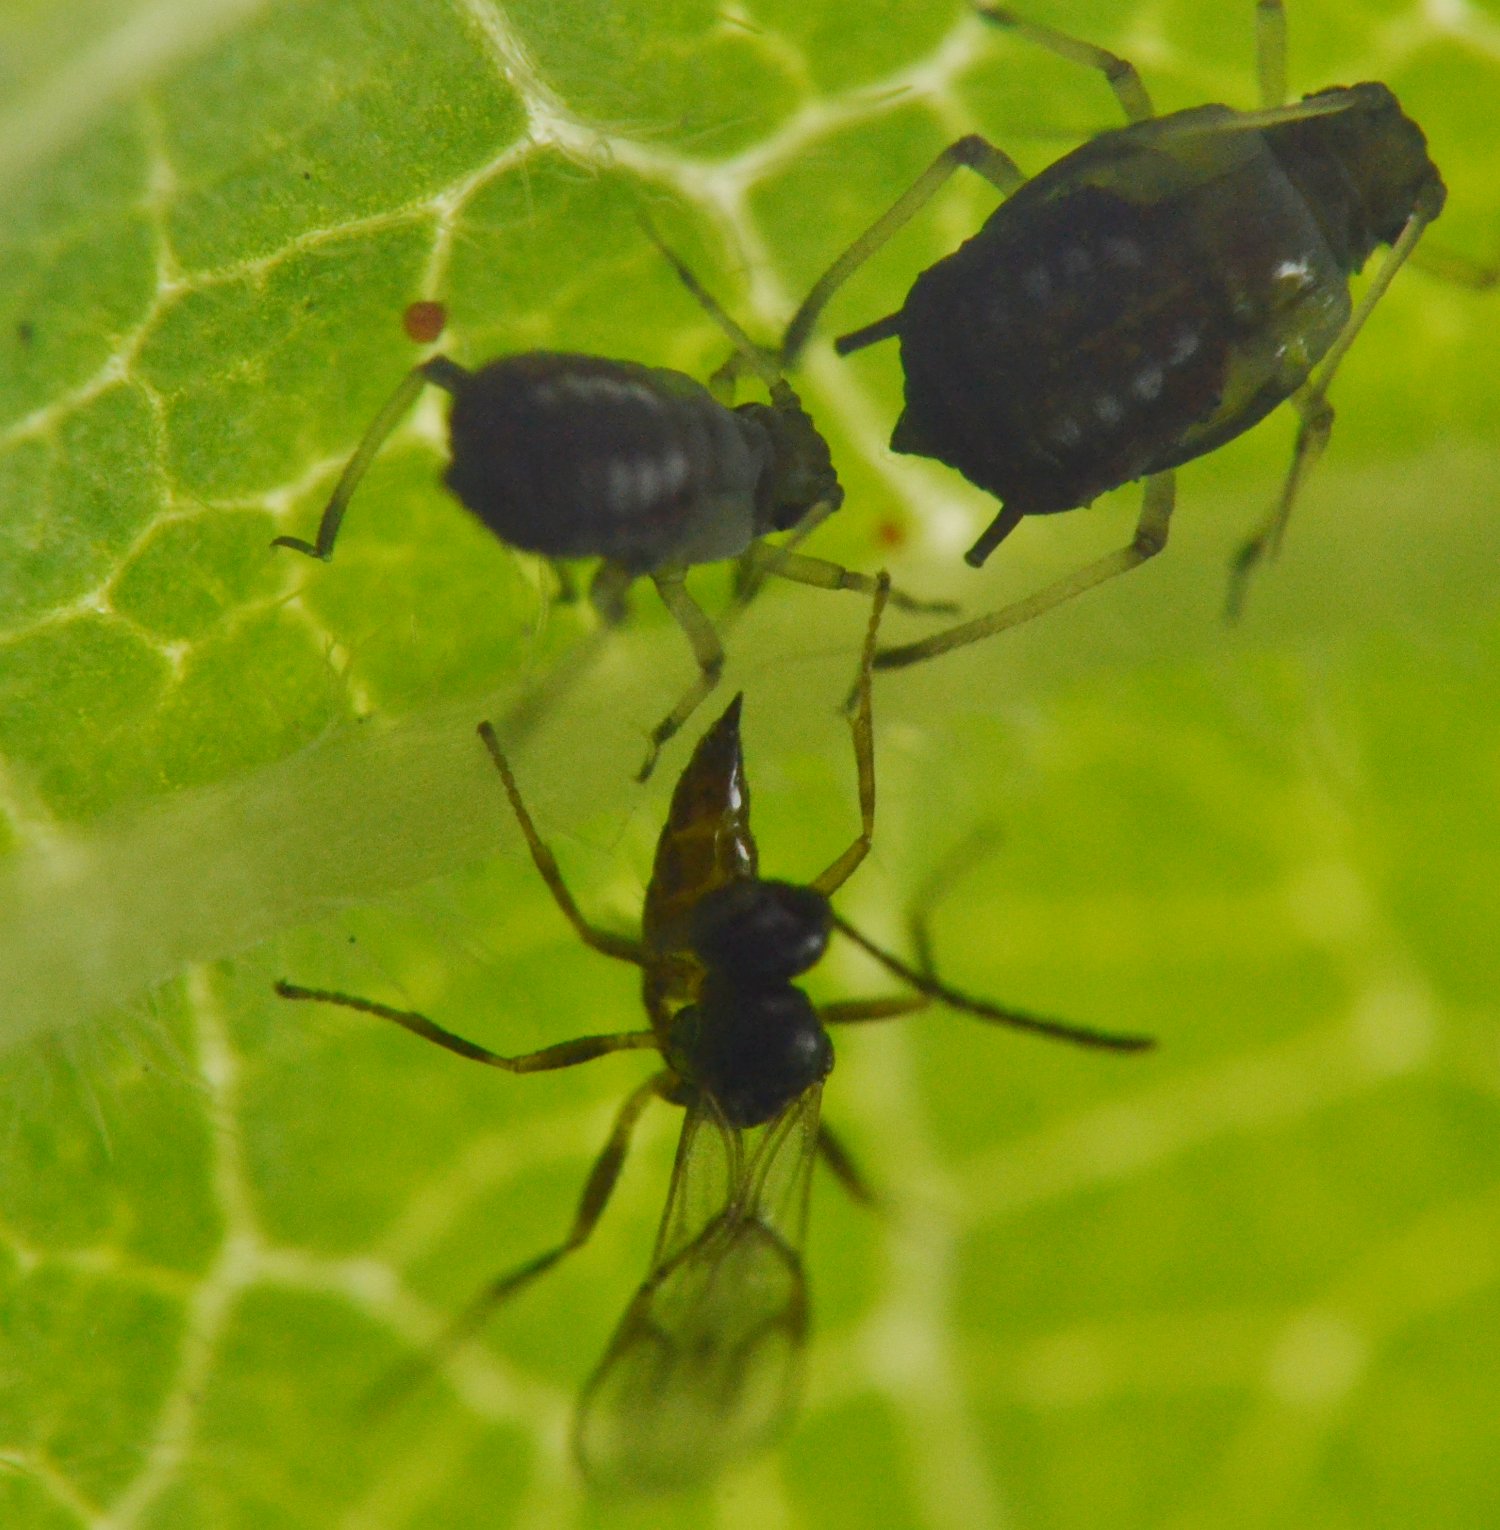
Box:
272, 230, 926, 780
770, 0, 1453, 670
273, 583, 1153, 1491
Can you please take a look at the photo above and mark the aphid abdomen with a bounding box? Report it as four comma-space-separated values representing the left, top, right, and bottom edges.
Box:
642, 694, 758, 962
1134, 119, 1358, 471
443, 354, 768, 574
893, 175, 1229, 514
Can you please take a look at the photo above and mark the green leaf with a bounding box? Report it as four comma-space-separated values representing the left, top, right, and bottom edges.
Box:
2, 0, 1498, 1525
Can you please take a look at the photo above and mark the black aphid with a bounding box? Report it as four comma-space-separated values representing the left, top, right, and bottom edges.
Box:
768, 0, 1463, 670
273, 225, 941, 778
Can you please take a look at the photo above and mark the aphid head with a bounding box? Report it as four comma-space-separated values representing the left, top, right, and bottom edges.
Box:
688, 877, 832, 985
1275, 83, 1446, 266
668, 974, 834, 1128
738, 385, 845, 534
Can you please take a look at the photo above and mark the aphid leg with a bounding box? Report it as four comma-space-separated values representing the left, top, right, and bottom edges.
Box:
478, 720, 649, 965
639, 212, 785, 398
1409, 242, 1500, 289
1226, 199, 1442, 619
827, 910, 1157, 1052
707, 357, 740, 405
365, 1070, 670, 1414
781, 135, 1026, 367
870, 472, 1176, 673
744, 543, 954, 615
815, 1122, 881, 1208
1256, 0, 1287, 109
589, 560, 633, 626
813, 573, 889, 896
641, 536, 929, 785
637, 571, 727, 783
493, 566, 629, 748
972, 4, 1155, 123
274, 981, 656, 1071
550, 560, 581, 604
641, 216, 950, 610
731, 497, 838, 599
1224, 387, 1332, 620
271, 355, 469, 560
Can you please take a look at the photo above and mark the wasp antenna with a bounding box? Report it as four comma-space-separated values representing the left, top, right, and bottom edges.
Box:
827, 910, 1156, 1053
636, 209, 788, 396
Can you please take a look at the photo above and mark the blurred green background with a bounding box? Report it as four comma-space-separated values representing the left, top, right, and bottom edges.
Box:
1, 0, 1497, 1525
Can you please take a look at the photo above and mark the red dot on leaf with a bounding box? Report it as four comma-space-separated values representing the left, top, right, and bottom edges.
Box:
403, 301, 447, 344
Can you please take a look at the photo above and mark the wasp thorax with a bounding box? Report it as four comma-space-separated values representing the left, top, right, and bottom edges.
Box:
689, 878, 833, 986
671, 976, 833, 1128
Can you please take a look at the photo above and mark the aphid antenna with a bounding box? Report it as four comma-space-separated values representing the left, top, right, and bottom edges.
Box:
1174, 94, 1362, 137
635, 209, 798, 404
825, 909, 1156, 1053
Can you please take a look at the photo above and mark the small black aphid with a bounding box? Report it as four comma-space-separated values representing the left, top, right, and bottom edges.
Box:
273, 581, 1152, 1490
272, 226, 926, 779
771, 0, 1466, 669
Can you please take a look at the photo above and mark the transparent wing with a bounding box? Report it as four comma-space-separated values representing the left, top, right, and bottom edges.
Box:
573, 1084, 824, 1493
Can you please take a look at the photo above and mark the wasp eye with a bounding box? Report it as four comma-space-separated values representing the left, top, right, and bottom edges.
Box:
688, 879, 832, 984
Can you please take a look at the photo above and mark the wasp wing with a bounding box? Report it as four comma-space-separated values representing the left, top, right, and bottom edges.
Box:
573, 1084, 823, 1492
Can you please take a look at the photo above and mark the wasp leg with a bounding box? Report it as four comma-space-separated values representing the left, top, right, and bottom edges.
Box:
973, 4, 1155, 123
817, 821, 1156, 1052
818, 831, 999, 1027
271, 356, 468, 561
274, 981, 656, 1071
1226, 200, 1442, 620
819, 996, 930, 1025
828, 910, 1156, 1052
1257, 0, 1287, 108
477, 719, 649, 965
813, 574, 889, 897
870, 472, 1176, 675
636, 570, 728, 784
815, 1121, 882, 1208
779, 135, 1026, 368
365, 1070, 670, 1414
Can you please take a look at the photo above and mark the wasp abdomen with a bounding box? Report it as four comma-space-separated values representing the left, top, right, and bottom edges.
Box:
642, 694, 758, 957
444, 354, 768, 574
